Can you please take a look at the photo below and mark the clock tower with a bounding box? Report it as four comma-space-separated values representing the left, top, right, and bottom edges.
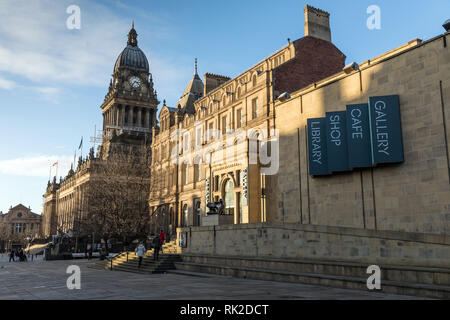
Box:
99, 22, 159, 158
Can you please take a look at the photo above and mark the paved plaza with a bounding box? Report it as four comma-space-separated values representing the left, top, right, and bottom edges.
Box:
0, 255, 425, 300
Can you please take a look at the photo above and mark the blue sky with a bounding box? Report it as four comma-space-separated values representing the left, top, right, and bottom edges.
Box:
0, 0, 449, 214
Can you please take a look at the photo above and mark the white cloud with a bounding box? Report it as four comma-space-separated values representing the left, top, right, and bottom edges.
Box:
0, 77, 17, 90
0, 155, 73, 178
0, 0, 189, 95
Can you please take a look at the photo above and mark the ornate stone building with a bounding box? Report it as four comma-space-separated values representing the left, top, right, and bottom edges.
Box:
0, 204, 41, 251
41, 24, 157, 239
149, 5, 345, 234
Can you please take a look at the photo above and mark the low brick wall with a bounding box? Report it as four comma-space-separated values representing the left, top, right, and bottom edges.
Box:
177, 223, 450, 268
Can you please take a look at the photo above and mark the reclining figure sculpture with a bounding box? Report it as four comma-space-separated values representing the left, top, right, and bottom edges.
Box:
206, 199, 224, 215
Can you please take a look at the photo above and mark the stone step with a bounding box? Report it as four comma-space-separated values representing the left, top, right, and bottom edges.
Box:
89, 253, 181, 274
181, 254, 450, 286
175, 261, 450, 299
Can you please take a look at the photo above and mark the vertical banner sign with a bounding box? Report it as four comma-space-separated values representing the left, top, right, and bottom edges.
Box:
326, 111, 349, 172
346, 104, 372, 168
307, 118, 328, 176
368, 95, 404, 165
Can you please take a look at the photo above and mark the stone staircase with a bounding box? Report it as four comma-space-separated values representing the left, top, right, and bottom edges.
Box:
88, 240, 181, 274
174, 254, 450, 299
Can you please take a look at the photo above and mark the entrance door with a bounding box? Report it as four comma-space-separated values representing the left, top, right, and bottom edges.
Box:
195, 200, 201, 226
223, 179, 235, 216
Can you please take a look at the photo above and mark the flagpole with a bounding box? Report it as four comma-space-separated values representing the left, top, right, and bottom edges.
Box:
93, 125, 96, 152
49, 164, 51, 181
55, 163, 58, 181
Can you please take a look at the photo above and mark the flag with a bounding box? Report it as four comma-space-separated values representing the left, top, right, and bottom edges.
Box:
52, 162, 58, 167
78, 137, 83, 150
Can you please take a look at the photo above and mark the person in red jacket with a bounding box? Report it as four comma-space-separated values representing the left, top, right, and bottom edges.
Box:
159, 230, 165, 253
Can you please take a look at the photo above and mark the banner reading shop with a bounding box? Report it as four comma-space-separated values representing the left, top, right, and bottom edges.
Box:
368, 95, 404, 165
326, 111, 349, 172
307, 118, 328, 176
346, 104, 372, 168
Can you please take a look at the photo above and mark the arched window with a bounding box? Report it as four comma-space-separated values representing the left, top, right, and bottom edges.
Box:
183, 204, 189, 227
195, 201, 201, 226
223, 179, 235, 216
184, 164, 189, 185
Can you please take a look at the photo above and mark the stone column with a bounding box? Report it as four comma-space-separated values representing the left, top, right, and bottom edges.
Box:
145, 109, 150, 128
137, 108, 142, 127
128, 106, 134, 126
120, 105, 125, 127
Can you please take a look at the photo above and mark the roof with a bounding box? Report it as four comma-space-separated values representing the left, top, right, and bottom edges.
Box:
5, 204, 40, 217
176, 69, 204, 115
114, 45, 149, 72
9, 204, 29, 212
114, 24, 149, 73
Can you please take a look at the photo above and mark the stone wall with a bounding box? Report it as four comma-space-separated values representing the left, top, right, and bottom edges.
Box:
274, 33, 450, 234
178, 222, 450, 268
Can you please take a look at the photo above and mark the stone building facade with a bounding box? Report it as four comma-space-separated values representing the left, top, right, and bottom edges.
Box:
149, 5, 345, 234
0, 204, 41, 251
274, 34, 450, 235
41, 24, 156, 239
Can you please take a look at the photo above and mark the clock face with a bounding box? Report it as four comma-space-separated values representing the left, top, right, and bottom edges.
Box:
129, 76, 141, 88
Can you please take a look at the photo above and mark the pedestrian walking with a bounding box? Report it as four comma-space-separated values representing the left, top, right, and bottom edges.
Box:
159, 229, 165, 253
87, 243, 92, 260
135, 242, 146, 268
9, 250, 15, 262
152, 235, 162, 261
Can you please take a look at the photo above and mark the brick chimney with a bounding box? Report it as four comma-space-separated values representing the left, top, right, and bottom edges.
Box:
203, 73, 231, 96
304, 5, 331, 42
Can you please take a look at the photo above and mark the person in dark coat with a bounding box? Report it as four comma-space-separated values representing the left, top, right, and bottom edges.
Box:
9, 250, 15, 262
152, 235, 162, 261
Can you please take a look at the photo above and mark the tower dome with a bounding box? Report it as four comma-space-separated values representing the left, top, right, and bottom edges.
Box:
114, 22, 149, 72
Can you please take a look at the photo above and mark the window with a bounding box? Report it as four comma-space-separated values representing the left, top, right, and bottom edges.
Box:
252, 98, 258, 119
184, 133, 190, 152
185, 164, 189, 185
252, 75, 257, 87
236, 170, 241, 186
208, 122, 214, 141
237, 87, 241, 99
223, 179, 235, 216
222, 116, 227, 134
236, 109, 242, 128
183, 204, 189, 227
194, 163, 200, 182
195, 201, 201, 226
214, 175, 219, 192
196, 127, 202, 147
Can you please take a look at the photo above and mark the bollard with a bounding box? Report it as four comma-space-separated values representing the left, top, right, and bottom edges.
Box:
110, 258, 113, 271
127, 251, 128, 261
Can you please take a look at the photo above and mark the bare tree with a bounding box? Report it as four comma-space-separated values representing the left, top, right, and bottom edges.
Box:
78, 143, 151, 250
